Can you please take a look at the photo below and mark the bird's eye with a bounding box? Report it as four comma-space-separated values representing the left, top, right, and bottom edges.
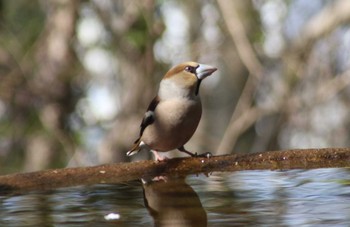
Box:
185, 66, 196, 74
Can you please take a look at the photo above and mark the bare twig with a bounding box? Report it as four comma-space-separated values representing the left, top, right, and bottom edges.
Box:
315, 70, 350, 102
216, 0, 265, 154
292, 0, 350, 52
216, 105, 278, 155
216, 0, 264, 80
217, 0, 350, 155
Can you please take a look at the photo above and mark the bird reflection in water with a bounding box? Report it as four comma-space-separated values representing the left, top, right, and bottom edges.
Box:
142, 176, 207, 227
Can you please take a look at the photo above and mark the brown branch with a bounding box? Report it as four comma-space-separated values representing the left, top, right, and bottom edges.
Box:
216, 0, 264, 80
216, 0, 265, 154
315, 69, 350, 102
217, 0, 350, 156
216, 105, 280, 155
0, 148, 350, 194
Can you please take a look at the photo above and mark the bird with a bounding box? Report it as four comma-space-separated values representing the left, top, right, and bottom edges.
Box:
142, 176, 207, 226
127, 61, 217, 160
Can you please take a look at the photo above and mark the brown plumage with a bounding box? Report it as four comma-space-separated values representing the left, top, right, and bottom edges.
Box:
127, 62, 217, 160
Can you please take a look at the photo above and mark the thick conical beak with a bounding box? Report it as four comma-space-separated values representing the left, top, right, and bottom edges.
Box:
196, 64, 217, 80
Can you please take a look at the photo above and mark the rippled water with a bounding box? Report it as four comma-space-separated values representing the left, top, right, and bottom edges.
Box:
1, 168, 350, 226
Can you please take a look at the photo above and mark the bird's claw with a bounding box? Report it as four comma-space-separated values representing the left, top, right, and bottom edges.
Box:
194, 152, 212, 158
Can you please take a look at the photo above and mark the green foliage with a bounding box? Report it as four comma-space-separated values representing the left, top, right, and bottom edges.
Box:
126, 14, 149, 52
1, 1, 45, 52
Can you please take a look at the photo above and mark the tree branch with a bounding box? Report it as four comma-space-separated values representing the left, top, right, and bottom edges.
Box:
216, 0, 264, 80
1, 148, 349, 194
292, 0, 350, 52
216, 0, 265, 154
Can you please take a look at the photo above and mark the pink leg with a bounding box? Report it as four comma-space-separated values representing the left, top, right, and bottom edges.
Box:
151, 150, 168, 162
152, 175, 168, 182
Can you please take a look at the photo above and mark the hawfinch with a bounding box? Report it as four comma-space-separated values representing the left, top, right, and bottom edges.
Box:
127, 62, 217, 160
142, 177, 207, 226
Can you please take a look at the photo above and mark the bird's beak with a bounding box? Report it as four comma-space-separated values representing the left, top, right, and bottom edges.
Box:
196, 64, 217, 80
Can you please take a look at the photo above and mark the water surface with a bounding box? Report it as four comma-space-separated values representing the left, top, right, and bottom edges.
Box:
1, 168, 350, 226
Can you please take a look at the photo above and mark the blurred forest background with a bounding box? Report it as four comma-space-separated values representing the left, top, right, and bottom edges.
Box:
0, 0, 350, 174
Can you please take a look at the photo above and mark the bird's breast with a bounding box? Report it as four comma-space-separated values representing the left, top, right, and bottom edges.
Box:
157, 98, 201, 128
142, 98, 202, 151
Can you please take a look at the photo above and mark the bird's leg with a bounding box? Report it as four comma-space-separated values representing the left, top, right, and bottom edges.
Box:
178, 146, 212, 158
151, 150, 168, 162
178, 146, 197, 157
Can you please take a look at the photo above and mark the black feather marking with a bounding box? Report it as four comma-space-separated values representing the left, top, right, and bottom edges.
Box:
139, 96, 160, 137
195, 79, 202, 96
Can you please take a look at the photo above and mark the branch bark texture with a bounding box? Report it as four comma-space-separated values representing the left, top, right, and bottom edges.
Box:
0, 148, 349, 194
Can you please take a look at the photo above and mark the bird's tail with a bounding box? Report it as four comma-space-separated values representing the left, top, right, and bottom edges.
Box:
126, 138, 141, 156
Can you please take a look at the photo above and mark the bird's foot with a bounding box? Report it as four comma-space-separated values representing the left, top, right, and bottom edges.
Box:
152, 175, 168, 182
141, 175, 167, 184
178, 146, 212, 158
151, 150, 168, 162
196, 152, 212, 158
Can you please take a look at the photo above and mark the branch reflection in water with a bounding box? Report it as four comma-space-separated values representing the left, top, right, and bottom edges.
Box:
142, 176, 207, 227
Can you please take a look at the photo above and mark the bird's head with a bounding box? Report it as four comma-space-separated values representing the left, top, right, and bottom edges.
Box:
159, 62, 217, 99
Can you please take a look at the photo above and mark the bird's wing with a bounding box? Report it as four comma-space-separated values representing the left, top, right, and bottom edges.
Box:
139, 96, 159, 137
127, 96, 160, 156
